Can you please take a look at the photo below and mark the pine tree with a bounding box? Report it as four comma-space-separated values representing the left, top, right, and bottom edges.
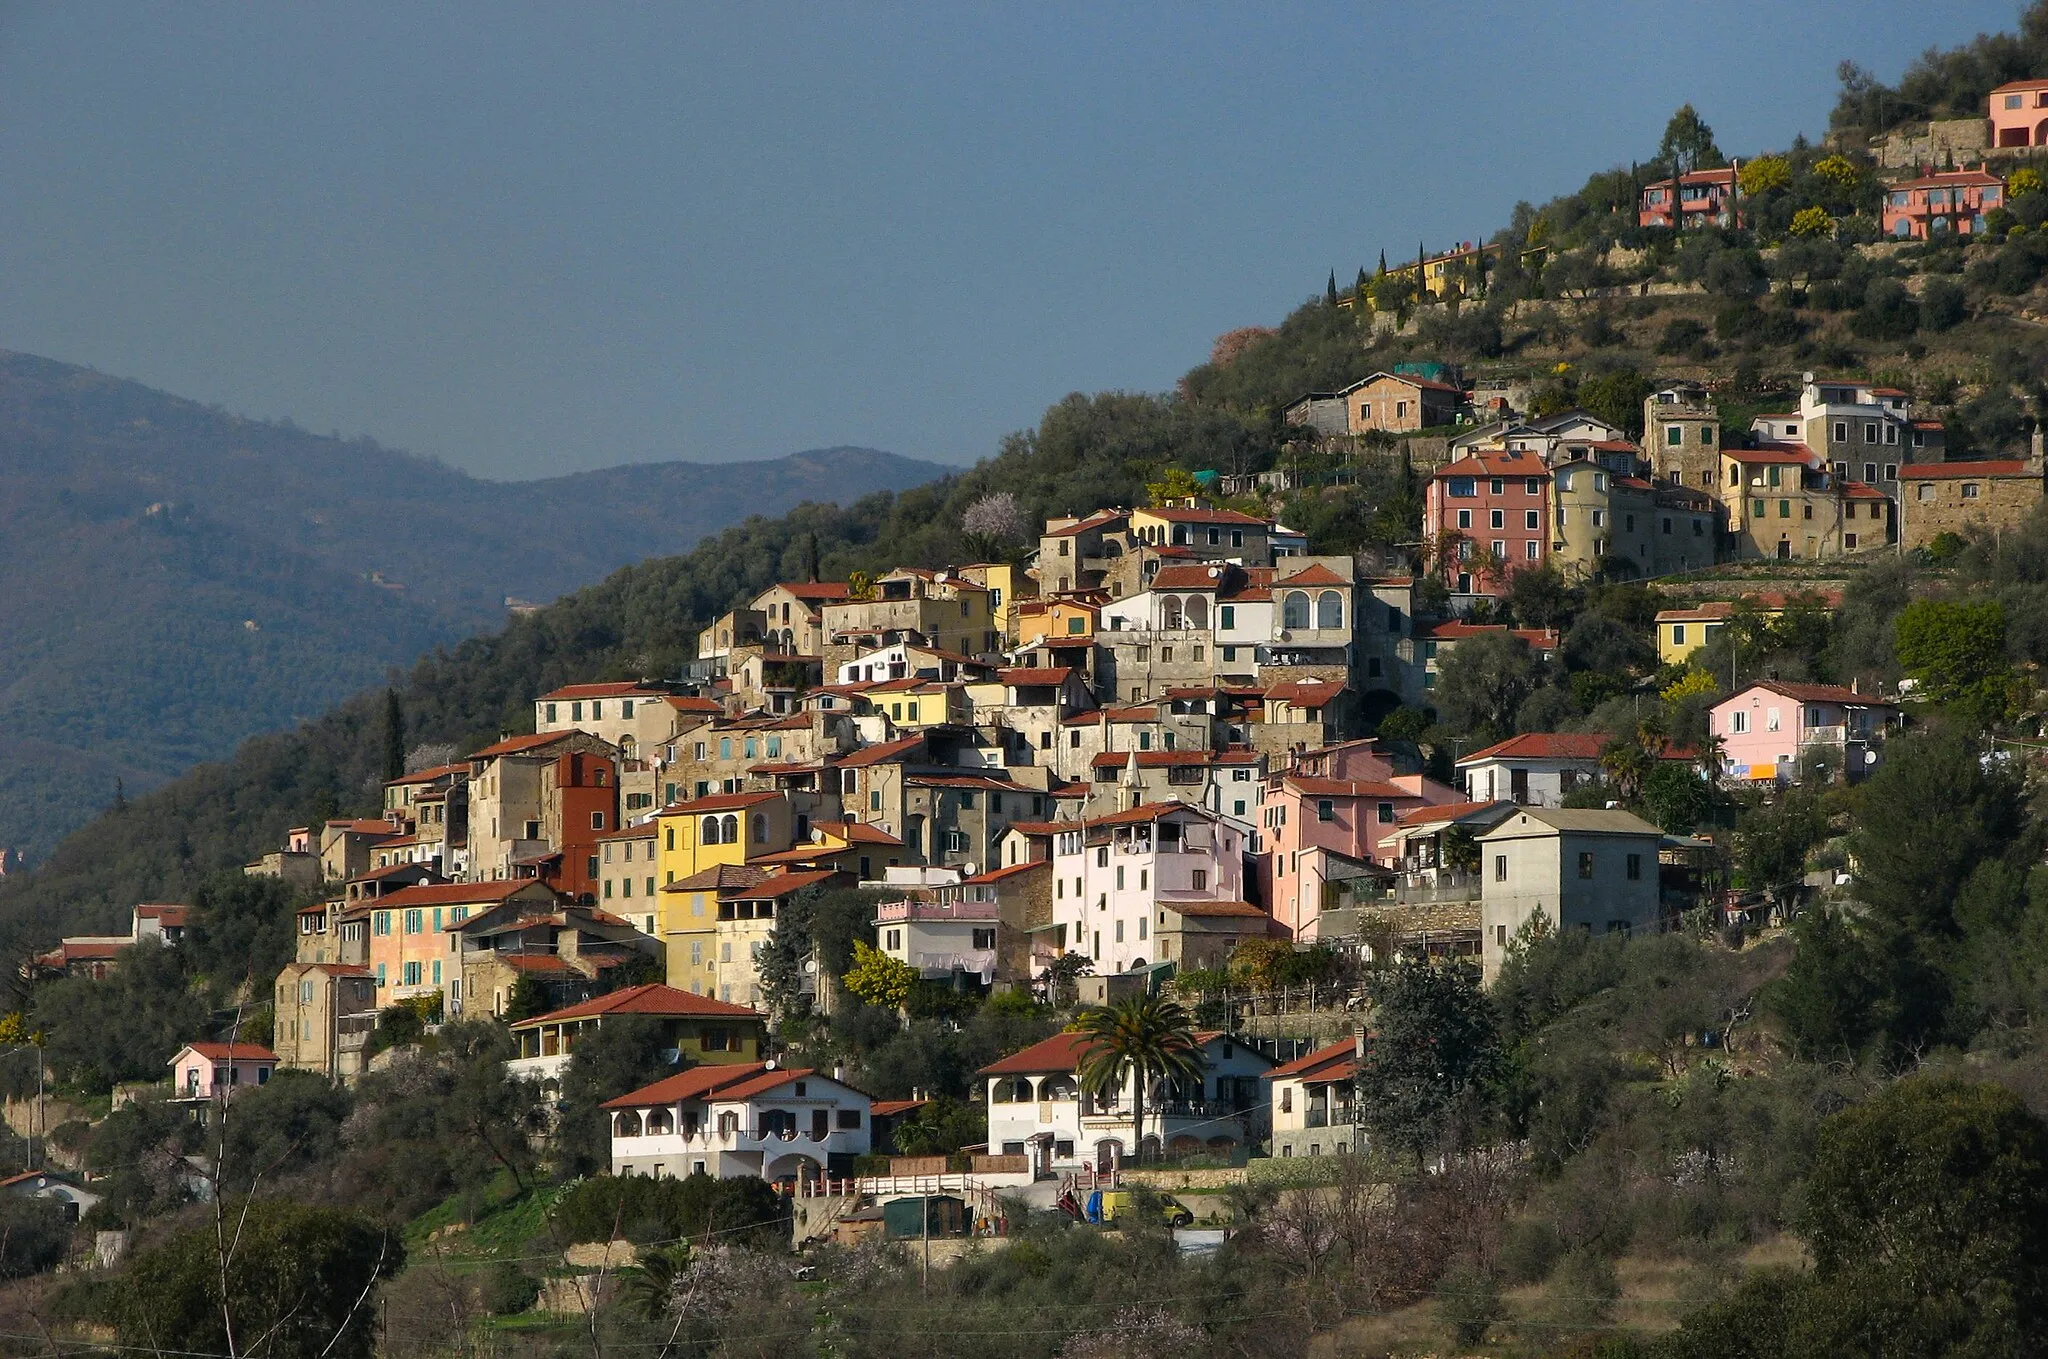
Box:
382, 689, 406, 783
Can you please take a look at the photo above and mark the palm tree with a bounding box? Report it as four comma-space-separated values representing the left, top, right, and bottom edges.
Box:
621, 1246, 686, 1322
1074, 993, 1207, 1167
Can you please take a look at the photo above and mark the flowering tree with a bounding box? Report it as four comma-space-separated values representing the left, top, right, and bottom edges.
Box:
960, 492, 1028, 561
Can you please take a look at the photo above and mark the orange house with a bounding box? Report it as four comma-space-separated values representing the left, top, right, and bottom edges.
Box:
1990, 79, 2048, 148
353, 879, 562, 1003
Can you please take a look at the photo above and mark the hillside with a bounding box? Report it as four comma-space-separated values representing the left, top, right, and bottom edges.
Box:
0, 351, 946, 859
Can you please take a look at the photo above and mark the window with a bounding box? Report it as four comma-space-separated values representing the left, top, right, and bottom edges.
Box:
1191, 869, 1208, 891
1666, 424, 1682, 446
591, 810, 606, 830
1864, 423, 1878, 444
1578, 852, 1595, 879
1730, 709, 1749, 734
1493, 854, 1507, 882
1884, 463, 1897, 480
1490, 478, 1503, 495
1833, 420, 1847, 443
1864, 462, 1877, 483
1456, 509, 1471, 529
1917, 483, 1934, 502
1315, 799, 1335, 822
1525, 509, 1539, 530
403, 961, 421, 987
1490, 509, 1504, 530
1779, 500, 1791, 518
1752, 499, 1766, 519
1626, 853, 1642, 880
1964, 483, 1982, 499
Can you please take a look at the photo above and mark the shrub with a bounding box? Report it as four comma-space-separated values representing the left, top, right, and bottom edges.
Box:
552, 1174, 789, 1249
1436, 1263, 1505, 1345
1656, 318, 1712, 356
1920, 277, 1966, 331
478, 1263, 540, 1316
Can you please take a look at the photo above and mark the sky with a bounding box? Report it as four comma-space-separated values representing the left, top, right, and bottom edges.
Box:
0, 2, 2020, 480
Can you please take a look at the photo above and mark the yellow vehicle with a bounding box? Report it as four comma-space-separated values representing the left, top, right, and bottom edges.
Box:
1089, 1190, 1196, 1229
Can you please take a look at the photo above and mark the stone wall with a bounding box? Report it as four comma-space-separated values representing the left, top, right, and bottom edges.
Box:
1122, 1166, 1248, 1190
1875, 118, 1990, 171
1897, 472, 2047, 551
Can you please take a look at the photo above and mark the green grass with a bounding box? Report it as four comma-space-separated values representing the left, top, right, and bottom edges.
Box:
404, 1171, 564, 1265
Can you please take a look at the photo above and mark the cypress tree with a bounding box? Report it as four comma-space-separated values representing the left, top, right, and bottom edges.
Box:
1326, 269, 1339, 304
382, 689, 406, 783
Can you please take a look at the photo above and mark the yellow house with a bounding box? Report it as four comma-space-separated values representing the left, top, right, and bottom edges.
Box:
958, 562, 1032, 644
1654, 590, 1843, 666
1654, 602, 1738, 666
1016, 597, 1099, 648
507, 982, 767, 1080
867, 679, 968, 729
652, 792, 793, 990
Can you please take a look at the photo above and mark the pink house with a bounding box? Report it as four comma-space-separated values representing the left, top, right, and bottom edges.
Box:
169, 1042, 278, 1101
1258, 739, 1463, 940
1990, 79, 2048, 149
1042, 803, 1252, 977
1638, 167, 1743, 229
1709, 681, 1898, 785
1883, 170, 2003, 240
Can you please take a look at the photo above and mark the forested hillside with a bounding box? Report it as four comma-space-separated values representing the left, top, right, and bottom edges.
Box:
0, 351, 944, 859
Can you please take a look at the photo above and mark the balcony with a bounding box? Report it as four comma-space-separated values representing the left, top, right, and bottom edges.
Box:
876, 898, 1000, 924
1392, 871, 1481, 906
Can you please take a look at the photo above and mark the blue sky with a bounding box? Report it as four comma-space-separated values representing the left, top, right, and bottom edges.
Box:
0, 2, 2017, 478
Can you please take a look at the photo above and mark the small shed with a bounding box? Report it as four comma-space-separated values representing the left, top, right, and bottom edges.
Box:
882, 1194, 968, 1240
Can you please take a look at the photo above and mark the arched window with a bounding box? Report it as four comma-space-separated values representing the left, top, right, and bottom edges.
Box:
1282, 592, 1310, 629
722, 814, 740, 843
1185, 595, 1209, 629
646, 1108, 674, 1135
701, 816, 722, 845
1316, 591, 1343, 629
750, 814, 767, 844
717, 1111, 740, 1135
1160, 596, 1183, 630
614, 1110, 643, 1137
618, 736, 636, 759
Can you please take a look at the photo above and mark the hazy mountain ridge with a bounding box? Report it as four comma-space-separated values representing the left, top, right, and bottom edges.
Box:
0, 351, 949, 858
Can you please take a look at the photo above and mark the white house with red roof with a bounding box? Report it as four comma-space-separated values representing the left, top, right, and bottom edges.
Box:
170, 1042, 277, 1102
507, 983, 767, 1086
604, 1060, 873, 1181
1041, 802, 1255, 978
1710, 680, 1900, 785
1265, 1039, 1358, 1160
979, 1029, 1273, 1176
1456, 732, 1612, 807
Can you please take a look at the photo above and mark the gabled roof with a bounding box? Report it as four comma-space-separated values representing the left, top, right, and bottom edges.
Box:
1042, 509, 1130, 538
1415, 622, 1561, 648
977, 1028, 1250, 1076
385, 762, 470, 786
1434, 450, 1549, 478
174, 1042, 277, 1064
962, 861, 1049, 885
833, 735, 926, 768
1477, 807, 1664, 839
1394, 799, 1515, 829
1265, 680, 1347, 708
722, 869, 842, 900
1134, 507, 1270, 526
1273, 563, 1349, 587
605, 1061, 867, 1109
539, 682, 666, 702
657, 790, 783, 814
665, 864, 770, 894
1286, 777, 1418, 799
1893, 169, 2004, 190
812, 820, 906, 847
1458, 732, 1610, 765
1723, 680, 1898, 708
773, 581, 853, 602
511, 983, 762, 1029
1267, 1038, 1357, 1082
998, 667, 1074, 687
375, 880, 557, 910
1897, 460, 2035, 479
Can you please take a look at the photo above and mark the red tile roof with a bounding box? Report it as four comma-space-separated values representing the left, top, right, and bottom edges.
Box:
539, 682, 665, 701
471, 732, 579, 759
385, 762, 470, 786
1286, 777, 1417, 799
998, 668, 1074, 687
1394, 800, 1513, 828
1459, 732, 1610, 764
1273, 563, 1348, 587
1137, 507, 1270, 526
135, 904, 189, 925
775, 581, 853, 601
869, 1098, 929, 1118
813, 820, 906, 847
1434, 451, 1549, 478
1162, 899, 1269, 919
1416, 622, 1561, 648
1267, 1038, 1357, 1081
962, 861, 1048, 885
511, 983, 763, 1028
657, 790, 783, 814
604, 1061, 858, 1108
1893, 170, 2004, 189
377, 880, 557, 910
1150, 563, 1234, 590
833, 735, 925, 768
724, 869, 842, 900
1265, 680, 1347, 708
660, 865, 764, 895
1042, 510, 1130, 538
1730, 681, 1898, 708
176, 1042, 277, 1063
977, 1031, 1103, 1075
1898, 460, 2034, 479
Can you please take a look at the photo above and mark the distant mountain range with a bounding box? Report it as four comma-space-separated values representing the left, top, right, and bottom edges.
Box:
0, 350, 950, 860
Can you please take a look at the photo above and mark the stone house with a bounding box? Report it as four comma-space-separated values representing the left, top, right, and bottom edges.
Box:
1896, 456, 2047, 552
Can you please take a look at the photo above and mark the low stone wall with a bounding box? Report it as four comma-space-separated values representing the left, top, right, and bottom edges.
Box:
1121, 1166, 1247, 1191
